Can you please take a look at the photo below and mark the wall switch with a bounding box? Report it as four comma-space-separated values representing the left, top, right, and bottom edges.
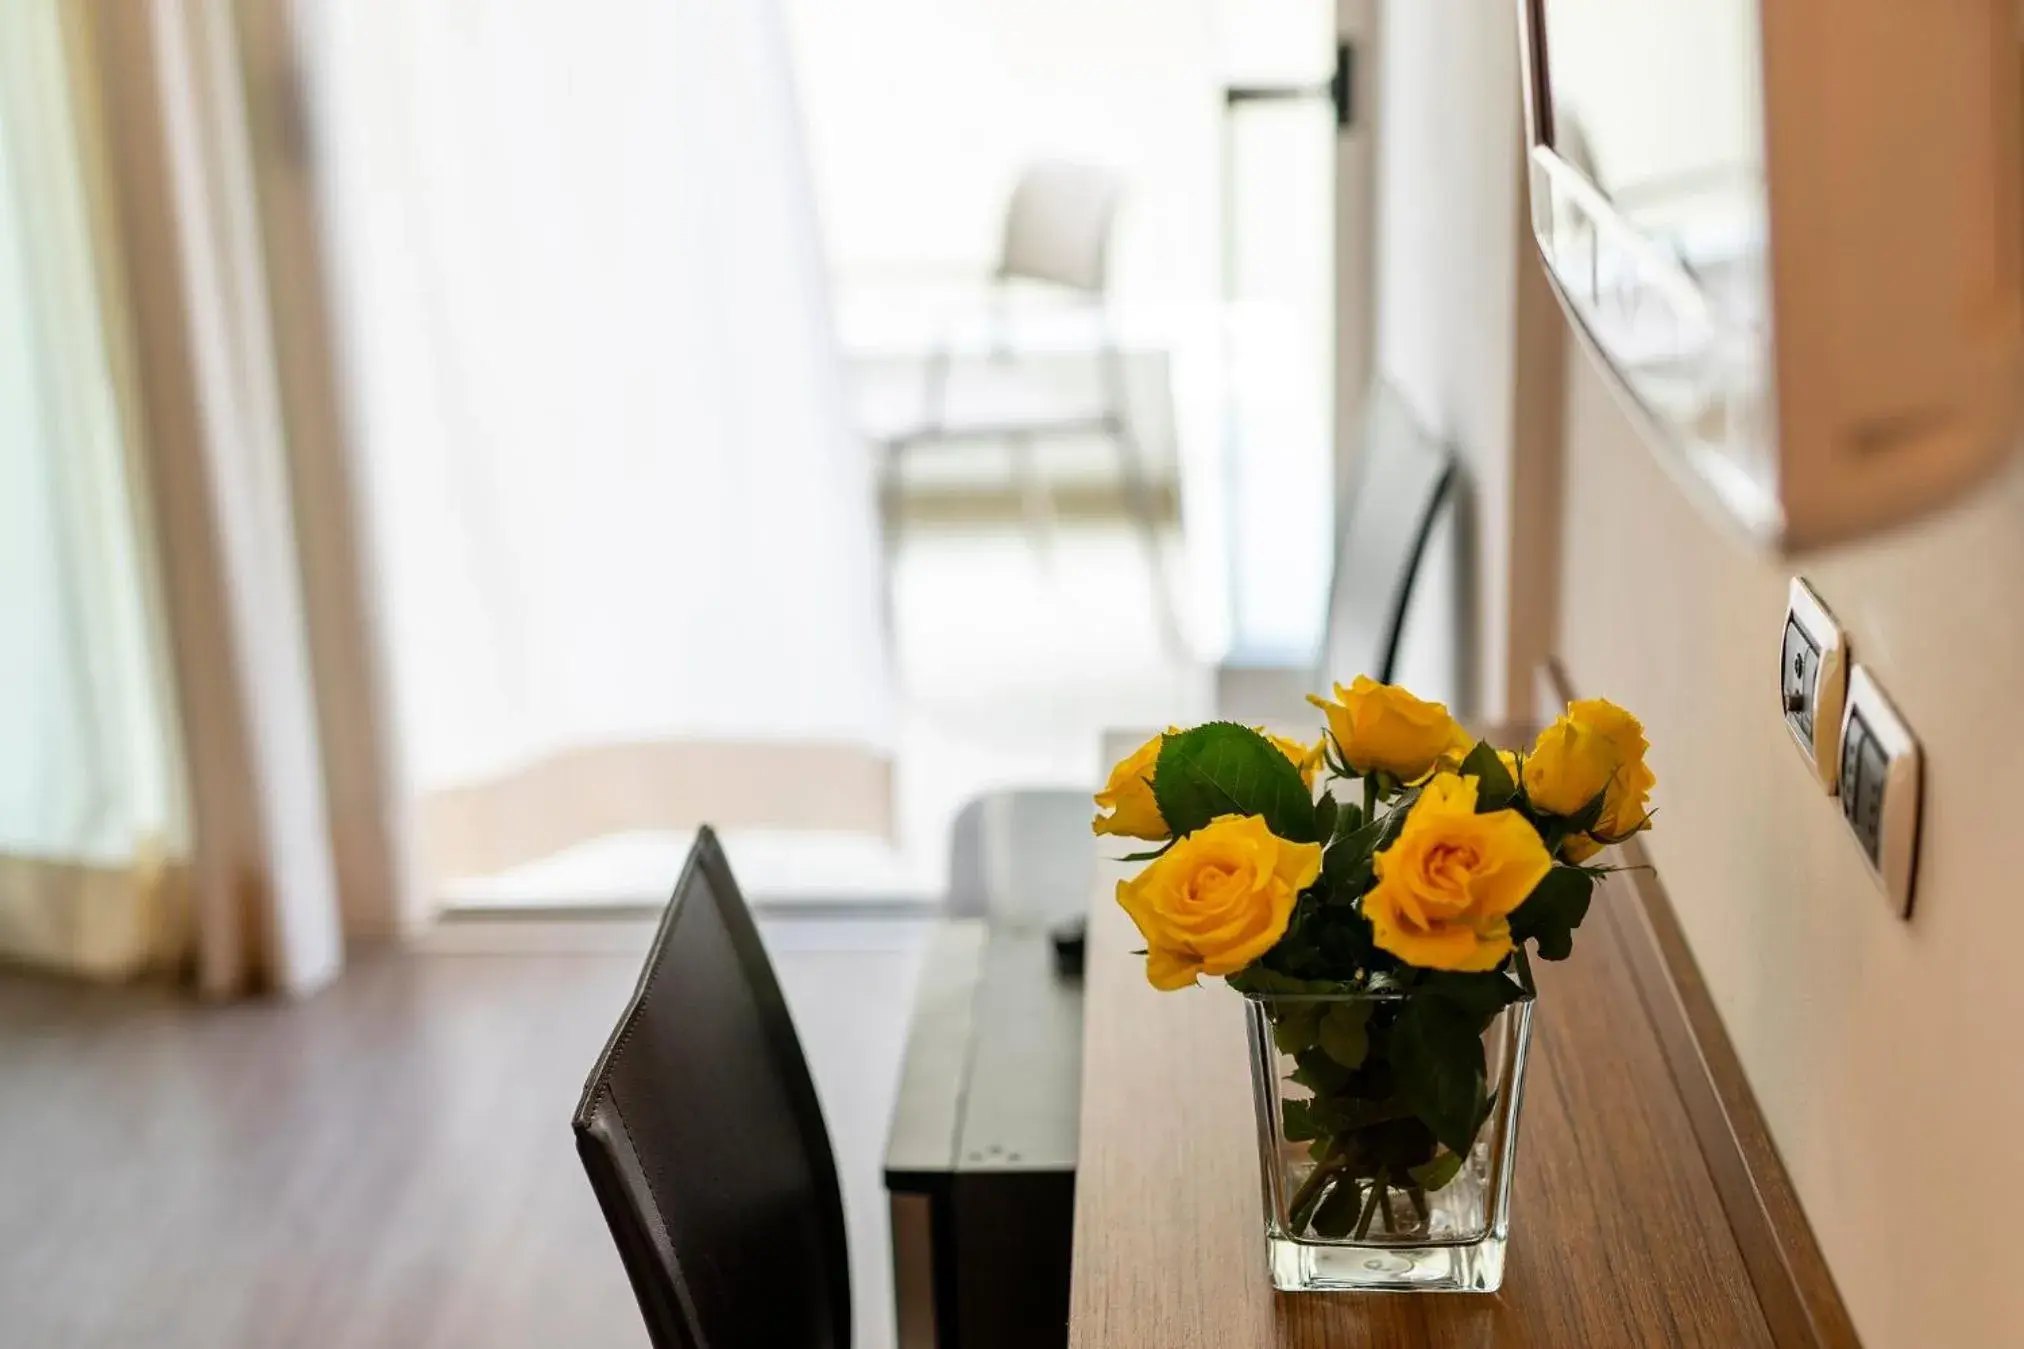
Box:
1781, 579, 1847, 792
1838, 667, 1922, 919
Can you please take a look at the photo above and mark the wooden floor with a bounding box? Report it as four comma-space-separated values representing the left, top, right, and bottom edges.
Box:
0, 920, 930, 1349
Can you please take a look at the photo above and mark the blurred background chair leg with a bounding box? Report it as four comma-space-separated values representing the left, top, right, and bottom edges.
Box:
1111, 418, 1180, 655
879, 438, 907, 660
1009, 432, 1055, 571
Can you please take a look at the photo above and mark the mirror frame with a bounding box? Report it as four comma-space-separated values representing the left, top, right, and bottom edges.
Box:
1517, 0, 2024, 553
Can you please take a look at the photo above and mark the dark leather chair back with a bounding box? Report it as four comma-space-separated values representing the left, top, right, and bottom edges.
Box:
574, 828, 851, 1349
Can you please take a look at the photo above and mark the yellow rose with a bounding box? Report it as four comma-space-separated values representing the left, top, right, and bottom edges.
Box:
1523, 698, 1655, 841
1522, 718, 1614, 817
1307, 676, 1471, 781
1092, 728, 1175, 840
1365, 773, 1553, 972
1117, 814, 1322, 990
1093, 727, 1324, 839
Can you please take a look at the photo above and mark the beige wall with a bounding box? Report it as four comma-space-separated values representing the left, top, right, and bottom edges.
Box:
1371, 0, 1561, 720
1558, 354, 2024, 1347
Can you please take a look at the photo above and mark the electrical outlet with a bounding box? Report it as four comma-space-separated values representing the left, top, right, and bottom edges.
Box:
1780, 579, 1847, 792
1837, 667, 1922, 918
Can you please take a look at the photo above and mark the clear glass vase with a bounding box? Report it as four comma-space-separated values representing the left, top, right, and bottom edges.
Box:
1243, 976, 1535, 1294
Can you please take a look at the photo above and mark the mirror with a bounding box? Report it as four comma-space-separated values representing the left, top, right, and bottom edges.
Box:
1519, 0, 2024, 552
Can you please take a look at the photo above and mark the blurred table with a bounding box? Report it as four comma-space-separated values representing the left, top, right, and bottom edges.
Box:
885, 919, 1082, 1349
884, 786, 1094, 1349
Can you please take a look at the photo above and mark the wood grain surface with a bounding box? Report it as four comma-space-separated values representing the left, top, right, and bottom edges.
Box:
1612, 838, 1861, 1349
1069, 855, 1791, 1348
0, 919, 934, 1349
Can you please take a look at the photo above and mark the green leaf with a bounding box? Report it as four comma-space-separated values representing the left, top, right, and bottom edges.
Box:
1313, 793, 1339, 846
1309, 1176, 1365, 1238
1321, 835, 1368, 885
1456, 739, 1517, 809
1281, 1098, 1319, 1143
1510, 865, 1596, 962
1235, 965, 1355, 998
1380, 788, 1421, 841
1330, 798, 1364, 844
1314, 905, 1382, 972
1568, 786, 1609, 835
1390, 996, 1489, 1155
1309, 1093, 1413, 1135
1321, 809, 1385, 884
1418, 969, 1528, 1016
1272, 1003, 1323, 1055
1318, 1002, 1371, 1070
1407, 1150, 1464, 1193
1113, 843, 1173, 863
1329, 790, 1420, 888
1227, 965, 1293, 995
1288, 1047, 1356, 1098
1152, 722, 1319, 843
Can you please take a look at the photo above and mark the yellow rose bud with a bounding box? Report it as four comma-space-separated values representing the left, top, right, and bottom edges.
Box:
1364, 773, 1553, 972
1571, 698, 1656, 839
1092, 728, 1175, 840
1116, 814, 1322, 990
1523, 698, 1656, 841
1093, 727, 1324, 839
1307, 675, 1471, 782
1262, 729, 1326, 789
1416, 770, 1480, 815
1522, 718, 1615, 818
1559, 834, 1604, 864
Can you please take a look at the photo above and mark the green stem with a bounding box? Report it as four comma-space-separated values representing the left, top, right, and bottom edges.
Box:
1362, 774, 1378, 821
1352, 1170, 1388, 1241
1287, 1158, 1343, 1234
1406, 1185, 1430, 1227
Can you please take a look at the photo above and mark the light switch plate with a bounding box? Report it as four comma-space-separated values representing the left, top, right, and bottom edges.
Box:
1838, 667, 1922, 919
1780, 579, 1847, 792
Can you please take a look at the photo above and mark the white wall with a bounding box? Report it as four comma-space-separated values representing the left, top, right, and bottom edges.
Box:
783, 0, 1326, 306
1370, 0, 1541, 716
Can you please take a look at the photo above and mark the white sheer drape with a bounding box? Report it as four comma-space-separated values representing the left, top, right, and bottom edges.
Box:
0, 0, 183, 975
302, 1, 893, 887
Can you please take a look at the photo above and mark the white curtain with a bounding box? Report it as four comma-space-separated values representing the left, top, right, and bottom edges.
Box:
302, 0, 894, 888
0, 0, 184, 976
79, 0, 354, 997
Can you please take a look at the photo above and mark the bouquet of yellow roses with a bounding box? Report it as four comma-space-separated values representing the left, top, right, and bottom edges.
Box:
1092, 678, 1654, 1248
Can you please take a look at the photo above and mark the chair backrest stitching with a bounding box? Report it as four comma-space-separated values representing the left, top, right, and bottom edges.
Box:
603, 1085, 711, 1348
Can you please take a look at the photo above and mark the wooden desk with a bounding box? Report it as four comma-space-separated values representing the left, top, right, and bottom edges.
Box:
1068, 845, 1859, 1348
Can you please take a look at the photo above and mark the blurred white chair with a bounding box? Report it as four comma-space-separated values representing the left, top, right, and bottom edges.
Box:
864, 162, 1164, 583
943, 789, 1095, 926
